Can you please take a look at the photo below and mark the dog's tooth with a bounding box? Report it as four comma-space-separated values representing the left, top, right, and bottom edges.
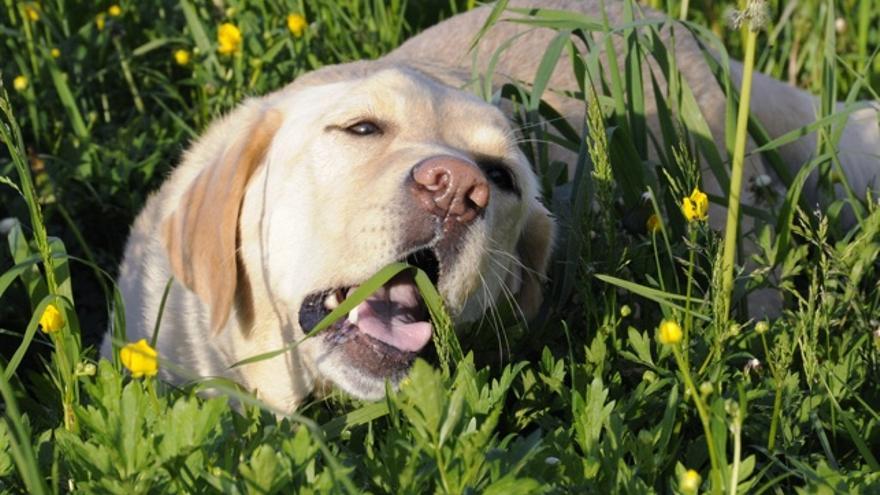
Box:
324, 293, 339, 310
348, 306, 359, 325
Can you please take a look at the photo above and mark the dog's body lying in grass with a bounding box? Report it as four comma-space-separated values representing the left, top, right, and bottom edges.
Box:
103, 0, 879, 413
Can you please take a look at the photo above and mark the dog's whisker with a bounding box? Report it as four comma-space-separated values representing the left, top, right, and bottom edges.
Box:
512, 113, 577, 131
475, 270, 507, 362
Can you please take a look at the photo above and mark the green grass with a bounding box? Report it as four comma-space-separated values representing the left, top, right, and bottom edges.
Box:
2, 0, 880, 493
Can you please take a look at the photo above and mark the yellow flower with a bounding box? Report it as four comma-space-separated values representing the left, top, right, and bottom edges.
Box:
681, 187, 709, 222
657, 319, 682, 345
217, 22, 242, 55
286, 13, 307, 37
680, 469, 701, 494
107, 5, 121, 17
13, 75, 29, 92
173, 49, 191, 66
646, 214, 661, 234
50, 48, 61, 58
95, 13, 106, 31
24, 4, 40, 21
120, 339, 158, 378
39, 304, 65, 333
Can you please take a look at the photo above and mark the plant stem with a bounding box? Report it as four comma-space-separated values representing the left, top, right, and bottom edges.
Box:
673, 347, 723, 493
729, 407, 742, 495
720, 25, 759, 320
1, 93, 78, 432
684, 226, 697, 365
679, 0, 690, 20
767, 384, 783, 451
113, 37, 145, 114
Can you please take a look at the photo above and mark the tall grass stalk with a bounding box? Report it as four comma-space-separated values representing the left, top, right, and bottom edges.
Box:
720, 1, 766, 319
0, 90, 79, 432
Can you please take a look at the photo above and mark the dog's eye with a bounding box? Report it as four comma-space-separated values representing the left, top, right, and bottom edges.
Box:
345, 121, 382, 136
482, 162, 518, 194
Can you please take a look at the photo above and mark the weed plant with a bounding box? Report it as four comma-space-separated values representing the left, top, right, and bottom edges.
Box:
1, 0, 879, 493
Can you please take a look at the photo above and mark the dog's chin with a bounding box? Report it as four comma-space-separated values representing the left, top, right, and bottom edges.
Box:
313, 338, 414, 401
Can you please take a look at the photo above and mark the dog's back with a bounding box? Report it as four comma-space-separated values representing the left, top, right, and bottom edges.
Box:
389, 0, 880, 213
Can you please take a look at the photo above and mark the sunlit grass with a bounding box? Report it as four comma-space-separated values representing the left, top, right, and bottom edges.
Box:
1, 0, 879, 492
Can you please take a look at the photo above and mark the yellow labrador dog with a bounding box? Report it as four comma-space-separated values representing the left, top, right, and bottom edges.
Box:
103, 0, 878, 413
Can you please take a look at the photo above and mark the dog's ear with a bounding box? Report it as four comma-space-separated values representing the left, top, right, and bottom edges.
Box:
162, 109, 282, 333
515, 199, 556, 319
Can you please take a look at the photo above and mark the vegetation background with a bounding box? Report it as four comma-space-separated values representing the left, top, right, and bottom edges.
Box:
1, 0, 878, 493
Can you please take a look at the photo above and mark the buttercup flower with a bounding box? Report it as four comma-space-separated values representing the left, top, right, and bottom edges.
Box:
657, 319, 682, 345
680, 469, 701, 494
646, 213, 661, 234
217, 22, 242, 55
108, 5, 122, 17
287, 13, 307, 37
39, 303, 65, 333
95, 13, 106, 31
13, 75, 29, 92
50, 48, 61, 58
174, 49, 191, 66
681, 187, 709, 222
120, 339, 158, 378
24, 4, 40, 21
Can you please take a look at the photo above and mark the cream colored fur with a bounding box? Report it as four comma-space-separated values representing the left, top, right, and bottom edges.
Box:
103, 65, 552, 412
103, 0, 879, 413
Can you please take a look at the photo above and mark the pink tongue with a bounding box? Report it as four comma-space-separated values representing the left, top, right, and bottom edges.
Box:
350, 273, 433, 352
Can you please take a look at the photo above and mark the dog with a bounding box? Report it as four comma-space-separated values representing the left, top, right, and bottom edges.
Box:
103, 0, 878, 413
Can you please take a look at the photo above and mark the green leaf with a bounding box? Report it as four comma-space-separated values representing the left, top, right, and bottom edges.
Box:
595, 274, 711, 321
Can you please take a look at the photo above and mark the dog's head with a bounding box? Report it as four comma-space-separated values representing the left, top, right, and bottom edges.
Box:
162, 63, 555, 401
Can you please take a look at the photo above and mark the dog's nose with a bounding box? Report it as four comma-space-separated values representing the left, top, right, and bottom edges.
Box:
411, 155, 490, 223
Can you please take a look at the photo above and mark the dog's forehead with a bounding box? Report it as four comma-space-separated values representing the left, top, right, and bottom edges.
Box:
282, 65, 512, 141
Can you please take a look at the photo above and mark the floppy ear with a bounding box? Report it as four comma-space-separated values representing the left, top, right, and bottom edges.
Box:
515, 199, 556, 319
162, 109, 282, 333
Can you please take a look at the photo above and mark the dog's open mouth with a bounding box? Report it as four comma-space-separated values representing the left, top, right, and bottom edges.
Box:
299, 248, 441, 377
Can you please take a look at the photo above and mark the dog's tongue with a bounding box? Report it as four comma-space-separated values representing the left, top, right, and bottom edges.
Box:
350, 273, 432, 352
